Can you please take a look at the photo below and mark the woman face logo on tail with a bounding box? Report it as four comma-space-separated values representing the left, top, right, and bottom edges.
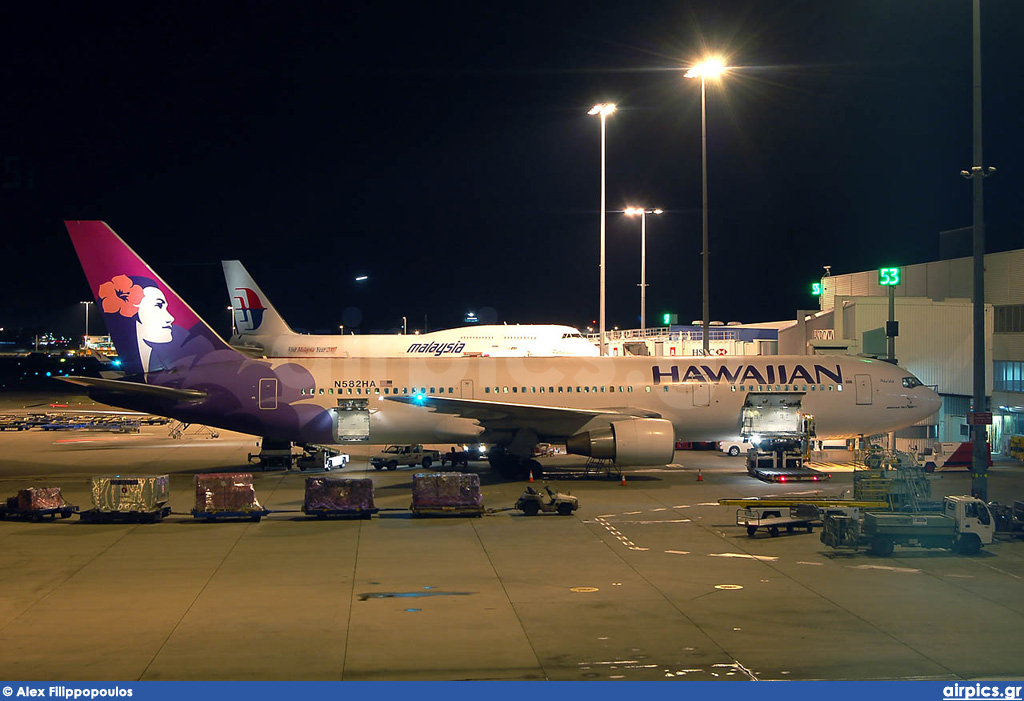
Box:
136, 286, 174, 344
98, 274, 177, 374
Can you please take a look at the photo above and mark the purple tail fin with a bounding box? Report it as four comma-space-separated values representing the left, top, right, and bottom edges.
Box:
66, 221, 234, 376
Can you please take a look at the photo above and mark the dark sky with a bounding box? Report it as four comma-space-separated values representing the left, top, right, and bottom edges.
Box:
2, 1, 1022, 339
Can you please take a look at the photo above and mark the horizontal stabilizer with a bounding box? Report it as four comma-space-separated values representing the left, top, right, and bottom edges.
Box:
57, 376, 207, 403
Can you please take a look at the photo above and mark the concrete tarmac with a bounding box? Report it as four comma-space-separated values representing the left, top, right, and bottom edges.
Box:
1, 397, 1023, 681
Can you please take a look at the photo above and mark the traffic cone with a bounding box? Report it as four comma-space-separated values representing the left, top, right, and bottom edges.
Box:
620, 472, 627, 486
528, 469, 534, 483
696, 469, 703, 482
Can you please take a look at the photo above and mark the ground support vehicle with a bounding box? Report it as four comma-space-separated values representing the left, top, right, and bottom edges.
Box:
736, 503, 820, 537
986, 500, 1024, 538
80, 475, 171, 523
410, 472, 484, 517
441, 449, 472, 468
169, 421, 220, 440
247, 439, 294, 470
514, 485, 579, 516
916, 441, 992, 473
80, 506, 171, 523
372, 444, 441, 471
192, 473, 269, 522
0, 488, 78, 521
0, 418, 30, 431
296, 446, 350, 471
746, 450, 830, 483
820, 495, 995, 556
302, 477, 378, 519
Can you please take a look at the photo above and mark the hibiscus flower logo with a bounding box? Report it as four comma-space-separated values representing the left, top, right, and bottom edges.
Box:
98, 274, 144, 318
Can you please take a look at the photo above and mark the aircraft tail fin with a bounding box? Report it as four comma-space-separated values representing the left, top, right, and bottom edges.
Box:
222, 259, 296, 340
66, 221, 236, 377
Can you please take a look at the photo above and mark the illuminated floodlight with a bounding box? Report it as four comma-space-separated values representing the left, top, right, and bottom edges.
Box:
684, 57, 727, 80
354, 275, 368, 282
588, 103, 617, 116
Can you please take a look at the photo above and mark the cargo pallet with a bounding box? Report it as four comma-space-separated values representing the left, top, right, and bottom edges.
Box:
410, 504, 484, 518
80, 506, 172, 523
192, 509, 271, 522
303, 507, 379, 520
0, 504, 78, 521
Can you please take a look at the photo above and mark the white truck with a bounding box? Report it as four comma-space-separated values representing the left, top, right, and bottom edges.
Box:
821, 495, 995, 556
370, 444, 441, 471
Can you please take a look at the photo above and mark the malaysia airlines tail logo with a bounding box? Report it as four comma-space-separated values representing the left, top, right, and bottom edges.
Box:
231, 287, 266, 332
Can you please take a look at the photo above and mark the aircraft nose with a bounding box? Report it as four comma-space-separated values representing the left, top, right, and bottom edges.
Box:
916, 386, 942, 418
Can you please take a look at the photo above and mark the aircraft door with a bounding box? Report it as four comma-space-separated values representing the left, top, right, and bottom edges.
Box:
692, 383, 710, 407
332, 400, 370, 442
460, 380, 474, 399
855, 374, 872, 405
258, 378, 278, 410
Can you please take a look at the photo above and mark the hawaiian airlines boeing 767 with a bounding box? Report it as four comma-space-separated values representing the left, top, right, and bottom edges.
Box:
62, 221, 941, 478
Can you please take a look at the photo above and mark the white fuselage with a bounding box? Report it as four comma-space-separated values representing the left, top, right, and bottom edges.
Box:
274, 354, 941, 446
234, 324, 600, 359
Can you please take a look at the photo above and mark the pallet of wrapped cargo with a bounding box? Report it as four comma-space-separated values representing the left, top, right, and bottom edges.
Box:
409, 472, 484, 517
302, 477, 378, 519
0, 487, 78, 521
192, 473, 270, 522
80, 475, 171, 523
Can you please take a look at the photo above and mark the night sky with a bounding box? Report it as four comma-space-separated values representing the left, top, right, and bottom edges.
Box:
3, 1, 1022, 340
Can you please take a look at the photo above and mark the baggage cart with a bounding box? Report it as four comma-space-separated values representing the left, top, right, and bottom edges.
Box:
0, 488, 78, 521
192, 473, 270, 521
80, 475, 171, 523
302, 476, 378, 519
736, 503, 819, 537
410, 472, 484, 517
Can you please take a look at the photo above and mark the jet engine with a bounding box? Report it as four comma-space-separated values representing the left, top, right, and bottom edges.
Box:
565, 418, 675, 466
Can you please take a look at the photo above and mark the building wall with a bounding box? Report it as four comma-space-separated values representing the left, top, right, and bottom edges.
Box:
819, 249, 1023, 453
831, 296, 993, 397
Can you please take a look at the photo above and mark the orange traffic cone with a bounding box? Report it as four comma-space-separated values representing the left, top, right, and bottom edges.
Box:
528, 470, 534, 483
620, 473, 627, 486
696, 469, 703, 482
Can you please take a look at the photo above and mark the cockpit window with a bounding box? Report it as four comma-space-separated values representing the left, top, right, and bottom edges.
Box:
902, 376, 923, 389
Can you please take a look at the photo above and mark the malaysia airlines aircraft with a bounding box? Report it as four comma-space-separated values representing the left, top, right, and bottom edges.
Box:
63, 222, 941, 478
223, 259, 599, 359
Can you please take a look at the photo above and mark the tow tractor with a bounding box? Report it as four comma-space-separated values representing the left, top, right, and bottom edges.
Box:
515, 484, 579, 516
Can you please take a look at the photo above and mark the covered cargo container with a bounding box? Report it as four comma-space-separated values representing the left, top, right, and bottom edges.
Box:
0, 487, 77, 521
410, 472, 484, 517
303, 477, 377, 518
193, 473, 269, 521
81, 475, 170, 522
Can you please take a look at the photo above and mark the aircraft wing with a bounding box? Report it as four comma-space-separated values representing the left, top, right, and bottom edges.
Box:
57, 376, 208, 403
387, 395, 661, 436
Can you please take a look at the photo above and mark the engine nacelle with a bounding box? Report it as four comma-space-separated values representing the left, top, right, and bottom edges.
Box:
565, 418, 675, 466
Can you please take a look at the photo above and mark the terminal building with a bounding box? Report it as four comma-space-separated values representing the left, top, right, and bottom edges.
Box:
783, 248, 1023, 454
588, 248, 1024, 455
